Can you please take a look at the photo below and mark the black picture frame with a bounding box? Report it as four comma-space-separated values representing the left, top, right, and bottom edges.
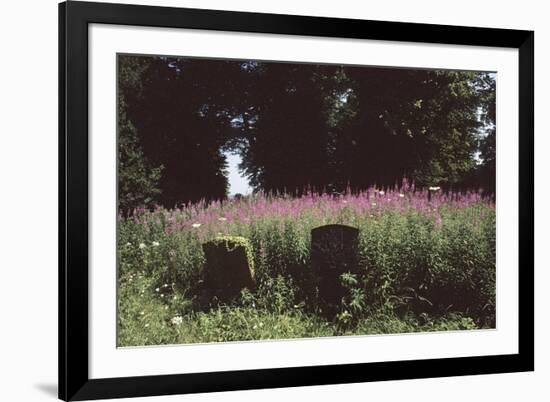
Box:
59, 1, 534, 400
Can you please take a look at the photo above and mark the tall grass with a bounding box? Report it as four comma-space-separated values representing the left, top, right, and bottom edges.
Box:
118, 184, 494, 346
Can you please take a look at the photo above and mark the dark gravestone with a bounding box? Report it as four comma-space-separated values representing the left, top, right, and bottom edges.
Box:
202, 236, 255, 302
311, 224, 360, 315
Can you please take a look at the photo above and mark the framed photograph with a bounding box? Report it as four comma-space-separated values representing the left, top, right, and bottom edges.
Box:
59, 1, 534, 400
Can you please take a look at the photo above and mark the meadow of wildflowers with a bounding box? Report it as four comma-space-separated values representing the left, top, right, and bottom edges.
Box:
117, 183, 495, 346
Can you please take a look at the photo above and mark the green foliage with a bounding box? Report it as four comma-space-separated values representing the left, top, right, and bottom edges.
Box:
117, 197, 495, 346
249, 220, 310, 285
118, 220, 205, 301
118, 56, 495, 209
118, 107, 162, 212
121, 55, 235, 207
356, 206, 495, 325
408, 72, 482, 187
247, 276, 298, 314
118, 271, 476, 346
352, 311, 477, 335
118, 56, 162, 213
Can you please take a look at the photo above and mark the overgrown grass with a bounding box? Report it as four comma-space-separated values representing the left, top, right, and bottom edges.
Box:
118, 186, 494, 347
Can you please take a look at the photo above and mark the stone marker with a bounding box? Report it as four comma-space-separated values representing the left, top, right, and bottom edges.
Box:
311, 224, 360, 315
202, 236, 255, 301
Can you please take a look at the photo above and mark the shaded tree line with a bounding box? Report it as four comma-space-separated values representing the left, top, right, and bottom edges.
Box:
118, 54, 496, 212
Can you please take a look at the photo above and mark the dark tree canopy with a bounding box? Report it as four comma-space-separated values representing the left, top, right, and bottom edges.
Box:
238, 63, 334, 194
118, 56, 162, 213
117, 54, 496, 210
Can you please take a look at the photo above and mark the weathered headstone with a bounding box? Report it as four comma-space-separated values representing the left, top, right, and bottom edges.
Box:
202, 236, 255, 302
311, 224, 360, 315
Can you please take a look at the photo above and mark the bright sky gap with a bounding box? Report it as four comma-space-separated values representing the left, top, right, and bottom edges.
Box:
225, 151, 252, 196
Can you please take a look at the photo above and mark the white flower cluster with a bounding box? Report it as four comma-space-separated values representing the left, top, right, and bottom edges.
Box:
171, 315, 183, 326
137, 241, 160, 249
